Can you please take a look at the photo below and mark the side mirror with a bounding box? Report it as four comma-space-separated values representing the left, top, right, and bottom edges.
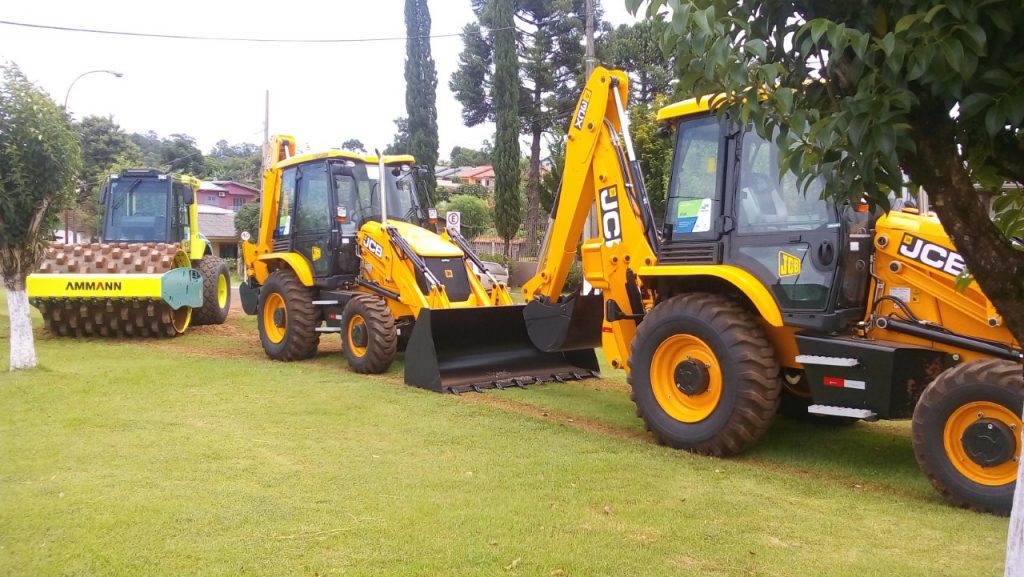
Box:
184, 192, 195, 206
100, 184, 109, 205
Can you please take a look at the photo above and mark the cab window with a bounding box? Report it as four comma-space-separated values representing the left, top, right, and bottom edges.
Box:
665, 116, 721, 239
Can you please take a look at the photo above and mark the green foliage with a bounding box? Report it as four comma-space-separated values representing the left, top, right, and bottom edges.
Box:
563, 260, 583, 294
442, 194, 491, 239
383, 117, 411, 155
129, 131, 206, 177
490, 0, 521, 256
404, 0, 440, 194
0, 63, 82, 286
205, 140, 261, 186
454, 183, 489, 199
639, 0, 1024, 210
539, 131, 564, 215
630, 96, 673, 219
600, 20, 676, 105
75, 115, 141, 191
993, 188, 1024, 243
161, 133, 205, 176
341, 139, 366, 153
450, 145, 490, 167
234, 201, 261, 242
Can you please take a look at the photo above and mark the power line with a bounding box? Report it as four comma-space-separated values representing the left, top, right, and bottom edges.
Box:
0, 19, 508, 43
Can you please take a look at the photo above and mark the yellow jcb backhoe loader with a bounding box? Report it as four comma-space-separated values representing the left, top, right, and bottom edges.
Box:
239, 137, 598, 392
520, 67, 1024, 514
27, 169, 232, 337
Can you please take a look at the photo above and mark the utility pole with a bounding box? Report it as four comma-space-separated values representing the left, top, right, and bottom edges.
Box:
261, 89, 270, 192
585, 0, 596, 76
583, 0, 598, 247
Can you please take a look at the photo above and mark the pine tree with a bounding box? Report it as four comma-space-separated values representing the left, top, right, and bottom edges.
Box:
490, 0, 521, 258
451, 0, 587, 253
404, 0, 439, 194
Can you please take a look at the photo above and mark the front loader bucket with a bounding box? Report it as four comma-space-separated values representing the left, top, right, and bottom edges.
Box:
405, 305, 600, 394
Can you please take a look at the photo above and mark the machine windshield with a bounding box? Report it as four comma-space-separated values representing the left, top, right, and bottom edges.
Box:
331, 161, 431, 228
105, 177, 171, 241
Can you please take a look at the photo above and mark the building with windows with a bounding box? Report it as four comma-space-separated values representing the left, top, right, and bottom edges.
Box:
198, 180, 259, 212
196, 204, 241, 262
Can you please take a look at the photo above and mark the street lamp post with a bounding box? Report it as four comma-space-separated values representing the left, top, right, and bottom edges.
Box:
63, 69, 123, 110
62, 69, 123, 242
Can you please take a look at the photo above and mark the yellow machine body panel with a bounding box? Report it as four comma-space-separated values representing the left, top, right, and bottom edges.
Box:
28, 273, 163, 299
866, 210, 1019, 360
355, 220, 502, 322
256, 252, 316, 287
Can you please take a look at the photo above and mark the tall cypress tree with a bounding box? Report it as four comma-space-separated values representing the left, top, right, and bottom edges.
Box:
404, 0, 439, 194
490, 0, 521, 257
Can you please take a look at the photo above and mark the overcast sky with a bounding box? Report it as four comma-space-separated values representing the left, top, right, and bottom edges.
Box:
0, 1, 639, 161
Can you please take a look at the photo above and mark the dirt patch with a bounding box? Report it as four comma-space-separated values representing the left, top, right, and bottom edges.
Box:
459, 393, 649, 442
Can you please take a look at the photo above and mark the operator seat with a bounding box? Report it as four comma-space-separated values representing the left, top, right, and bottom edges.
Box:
739, 174, 788, 225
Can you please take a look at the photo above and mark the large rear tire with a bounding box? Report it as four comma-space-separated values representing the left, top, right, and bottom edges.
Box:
341, 294, 397, 374
257, 270, 320, 361
629, 293, 781, 457
192, 256, 231, 326
912, 359, 1024, 515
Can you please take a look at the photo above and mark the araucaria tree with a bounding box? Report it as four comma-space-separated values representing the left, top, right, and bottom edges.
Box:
404, 0, 440, 193
451, 0, 587, 251
636, 0, 1024, 343
490, 0, 522, 257
0, 63, 82, 370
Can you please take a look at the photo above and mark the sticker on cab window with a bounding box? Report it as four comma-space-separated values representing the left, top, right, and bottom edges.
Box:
675, 198, 712, 233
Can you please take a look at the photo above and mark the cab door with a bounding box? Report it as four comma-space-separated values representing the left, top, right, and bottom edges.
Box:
725, 130, 845, 330
658, 114, 728, 264
292, 161, 333, 278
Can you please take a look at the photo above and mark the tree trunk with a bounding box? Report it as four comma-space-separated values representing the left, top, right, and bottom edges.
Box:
4, 275, 37, 371
526, 124, 543, 254
1008, 412, 1024, 576
902, 99, 1024, 345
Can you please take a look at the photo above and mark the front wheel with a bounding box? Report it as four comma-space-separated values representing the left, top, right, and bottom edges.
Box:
912, 359, 1024, 515
257, 270, 320, 361
341, 294, 397, 374
628, 293, 781, 457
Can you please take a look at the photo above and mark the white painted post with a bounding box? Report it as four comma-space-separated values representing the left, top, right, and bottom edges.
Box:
5, 276, 37, 370
1006, 413, 1024, 576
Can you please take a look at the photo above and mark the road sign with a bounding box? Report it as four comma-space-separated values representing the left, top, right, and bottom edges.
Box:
240, 231, 251, 242
447, 211, 461, 234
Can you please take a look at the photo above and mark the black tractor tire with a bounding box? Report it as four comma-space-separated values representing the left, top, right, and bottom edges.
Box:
341, 294, 397, 374
257, 270, 320, 361
628, 293, 781, 457
911, 359, 1024, 515
192, 256, 231, 326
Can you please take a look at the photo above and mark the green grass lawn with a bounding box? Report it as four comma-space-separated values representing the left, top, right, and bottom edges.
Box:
0, 290, 1010, 576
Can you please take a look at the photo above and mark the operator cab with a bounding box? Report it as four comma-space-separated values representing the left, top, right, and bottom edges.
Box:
657, 104, 872, 332
102, 169, 193, 245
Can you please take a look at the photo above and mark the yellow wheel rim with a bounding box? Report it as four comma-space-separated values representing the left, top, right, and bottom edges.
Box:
348, 315, 367, 357
650, 334, 722, 423
217, 273, 229, 308
171, 306, 191, 334
943, 401, 1022, 486
262, 293, 287, 344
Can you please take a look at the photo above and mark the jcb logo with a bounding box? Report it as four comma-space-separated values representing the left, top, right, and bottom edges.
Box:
573, 90, 592, 130
599, 186, 622, 247
898, 233, 966, 277
362, 236, 384, 259
311, 246, 322, 261
778, 251, 801, 277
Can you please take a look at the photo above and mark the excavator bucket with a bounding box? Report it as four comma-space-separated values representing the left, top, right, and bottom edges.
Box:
404, 305, 600, 394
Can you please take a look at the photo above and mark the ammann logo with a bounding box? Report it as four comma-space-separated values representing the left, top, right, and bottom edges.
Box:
65, 281, 122, 291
